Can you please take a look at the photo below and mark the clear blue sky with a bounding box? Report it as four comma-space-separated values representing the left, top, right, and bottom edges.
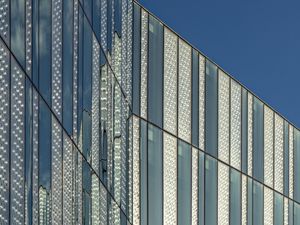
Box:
139, 0, 300, 128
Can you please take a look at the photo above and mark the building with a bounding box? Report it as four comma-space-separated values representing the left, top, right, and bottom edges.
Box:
0, 0, 299, 224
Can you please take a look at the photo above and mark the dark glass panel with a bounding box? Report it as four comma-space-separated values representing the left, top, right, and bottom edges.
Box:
274, 193, 283, 225
148, 124, 162, 225
253, 181, 263, 225
178, 140, 191, 225
247, 178, 253, 225
198, 152, 204, 225
148, 15, 163, 128
140, 120, 147, 225
205, 60, 218, 157
230, 169, 241, 225
92, 0, 101, 40
132, 3, 141, 115
253, 97, 264, 182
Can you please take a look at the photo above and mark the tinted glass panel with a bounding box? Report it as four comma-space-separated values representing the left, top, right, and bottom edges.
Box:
205, 60, 218, 157
230, 169, 241, 225
132, 3, 141, 115
205, 155, 217, 225
198, 152, 204, 225
253, 97, 264, 182
148, 124, 162, 224
140, 120, 147, 225
148, 15, 163, 127
253, 181, 263, 225
178, 141, 191, 225
247, 179, 253, 225
274, 193, 283, 225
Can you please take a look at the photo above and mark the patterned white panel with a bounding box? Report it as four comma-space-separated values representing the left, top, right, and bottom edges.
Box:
25, 0, 32, 74
126, 0, 133, 104
100, 182, 107, 225
72, 0, 79, 143
289, 125, 294, 199
91, 174, 100, 225
63, 133, 73, 224
191, 148, 198, 225
241, 175, 247, 225
264, 187, 273, 225
198, 55, 205, 150
100, 0, 107, 51
230, 80, 241, 170
218, 70, 230, 163
52, 0, 63, 120
140, 9, 148, 119
163, 133, 177, 225
52, 118, 62, 225
284, 197, 288, 225
218, 162, 229, 225
10, 60, 25, 225
32, 91, 39, 225
128, 117, 133, 222
248, 93, 253, 176
133, 116, 140, 225
91, 36, 100, 173
264, 106, 274, 188
274, 114, 284, 193
0, 41, 9, 225
120, 0, 128, 93
77, 154, 83, 225
0, 0, 9, 43
178, 39, 191, 143
163, 28, 178, 135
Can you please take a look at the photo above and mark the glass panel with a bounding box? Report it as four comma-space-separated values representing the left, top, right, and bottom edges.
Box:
218, 70, 230, 163
247, 178, 253, 225
83, 160, 91, 225
163, 28, 178, 135
205, 60, 218, 157
92, 0, 101, 40
192, 50, 199, 147
198, 152, 204, 225
253, 181, 263, 225
178, 39, 192, 143
132, 3, 141, 115
163, 133, 177, 224
84, 0, 92, 22
140, 120, 147, 225
148, 15, 163, 127
63, 0, 74, 134
253, 97, 264, 182
288, 200, 293, 225
241, 88, 248, 173
230, 169, 241, 225
39, 99, 52, 224
294, 203, 300, 224
274, 193, 283, 225
205, 155, 217, 225
148, 124, 162, 224
39, 0, 52, 104
178, 140, 191, 225
294, 128, 300, 202
11, 0, 25, 67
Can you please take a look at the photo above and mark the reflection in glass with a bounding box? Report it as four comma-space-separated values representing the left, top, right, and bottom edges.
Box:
253, 181, 263, 225
230, 169, 241, 225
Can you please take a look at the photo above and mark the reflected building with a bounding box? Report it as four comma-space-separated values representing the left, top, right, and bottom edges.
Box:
0, 0, 300, 224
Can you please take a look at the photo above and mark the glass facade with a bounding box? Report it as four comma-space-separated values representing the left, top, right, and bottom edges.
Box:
0, 0, 300, 224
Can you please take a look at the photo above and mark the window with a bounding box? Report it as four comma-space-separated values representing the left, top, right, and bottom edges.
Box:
230, 169, 241, 225
253, 181, 263, 225
205, 60, 218, 157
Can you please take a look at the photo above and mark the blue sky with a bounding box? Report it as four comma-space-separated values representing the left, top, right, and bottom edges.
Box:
139, 0, 300, 128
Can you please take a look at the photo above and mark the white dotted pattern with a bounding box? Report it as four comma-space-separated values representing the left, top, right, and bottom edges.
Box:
274, 114, 284, 193
264, 187, 273, 225
199, 55, 205, 150
218, 162, 229, 225
264, 106, 274, 188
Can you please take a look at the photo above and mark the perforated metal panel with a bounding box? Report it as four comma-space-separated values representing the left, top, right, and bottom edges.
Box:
101, 0, 107, 51
0, 41, 9, 225
289, 125, 294, 199
241, 175, 247, 225
284, 197, 288, 225
247, 93, 253, 176
25, 0, 32, 74
132, 116, 140, 225
10, 60, 25, 225
178, 39, 191, 143
191, 148, 198, 225
140, 9, 148, 119
199, 55, 205, 151
218, 162, 229, 225
218, 70, 230, 163
264, 187, 273, 225
91, 174, 100, 225
274, 114, 284, 193
0, 0, 9, 44
163, 133, 177, 225
163, 28, 178, 135
264, 106, 274, 188
230, 80, 241, 170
